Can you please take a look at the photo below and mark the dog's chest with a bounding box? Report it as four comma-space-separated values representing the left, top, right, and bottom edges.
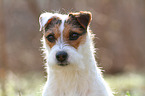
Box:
46, 70, 93, 96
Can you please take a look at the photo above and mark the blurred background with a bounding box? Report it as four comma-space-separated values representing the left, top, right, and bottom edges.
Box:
0, 0, 145, 96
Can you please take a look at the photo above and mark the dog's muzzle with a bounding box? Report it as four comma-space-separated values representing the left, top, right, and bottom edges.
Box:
56, 51, 68, 66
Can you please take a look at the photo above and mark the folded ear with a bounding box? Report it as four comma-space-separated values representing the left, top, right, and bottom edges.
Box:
39, 12, 53, 31
69, 11, 92, 29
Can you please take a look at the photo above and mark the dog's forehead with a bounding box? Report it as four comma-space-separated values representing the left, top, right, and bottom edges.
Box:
39, 12, 68, 31
57, 14, 68, 33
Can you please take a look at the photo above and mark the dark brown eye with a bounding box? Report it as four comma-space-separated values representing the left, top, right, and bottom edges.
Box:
69, 32, 80, 40
46, 34, 55, 42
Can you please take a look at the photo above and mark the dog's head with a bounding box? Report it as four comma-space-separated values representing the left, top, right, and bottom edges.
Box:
39, 11, 92, 69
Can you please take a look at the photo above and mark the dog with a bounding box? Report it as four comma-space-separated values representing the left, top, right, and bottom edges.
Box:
39, 11, 113, 96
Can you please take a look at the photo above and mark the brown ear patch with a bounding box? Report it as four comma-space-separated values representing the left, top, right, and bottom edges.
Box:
68, 11, 92, 29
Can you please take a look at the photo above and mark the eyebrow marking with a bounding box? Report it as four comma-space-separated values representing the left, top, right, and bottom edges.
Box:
45, 17, 62, 32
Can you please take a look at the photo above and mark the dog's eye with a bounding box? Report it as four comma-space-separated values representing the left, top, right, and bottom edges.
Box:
46, 34, 55, 42
69, 32, 80, 40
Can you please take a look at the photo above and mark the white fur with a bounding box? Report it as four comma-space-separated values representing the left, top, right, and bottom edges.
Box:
39, 12, 113, 96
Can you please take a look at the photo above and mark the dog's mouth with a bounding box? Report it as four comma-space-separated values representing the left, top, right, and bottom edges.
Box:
57, 62, 69, 66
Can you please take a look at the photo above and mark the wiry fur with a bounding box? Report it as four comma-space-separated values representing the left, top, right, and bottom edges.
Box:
39, 12, 113, 96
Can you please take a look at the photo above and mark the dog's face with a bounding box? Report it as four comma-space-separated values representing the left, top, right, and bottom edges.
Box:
39, 11, 92, 68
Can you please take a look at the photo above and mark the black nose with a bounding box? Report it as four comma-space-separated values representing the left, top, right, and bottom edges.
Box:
56, 51, 68, 62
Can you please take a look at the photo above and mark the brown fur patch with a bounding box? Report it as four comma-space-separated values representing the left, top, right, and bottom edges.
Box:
43, 17, 62, 48
44, 17, 62, 32
44, 24, 61, 48
63, 23, 87, 49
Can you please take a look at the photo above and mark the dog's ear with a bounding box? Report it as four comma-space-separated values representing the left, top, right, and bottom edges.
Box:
69, 11, 92, 29
39, 12, 54, 31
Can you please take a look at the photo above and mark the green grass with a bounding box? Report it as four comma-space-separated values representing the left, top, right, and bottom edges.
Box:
0, 72, 44, 96
105, 72, 145, 96
0, 72, 145, 96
